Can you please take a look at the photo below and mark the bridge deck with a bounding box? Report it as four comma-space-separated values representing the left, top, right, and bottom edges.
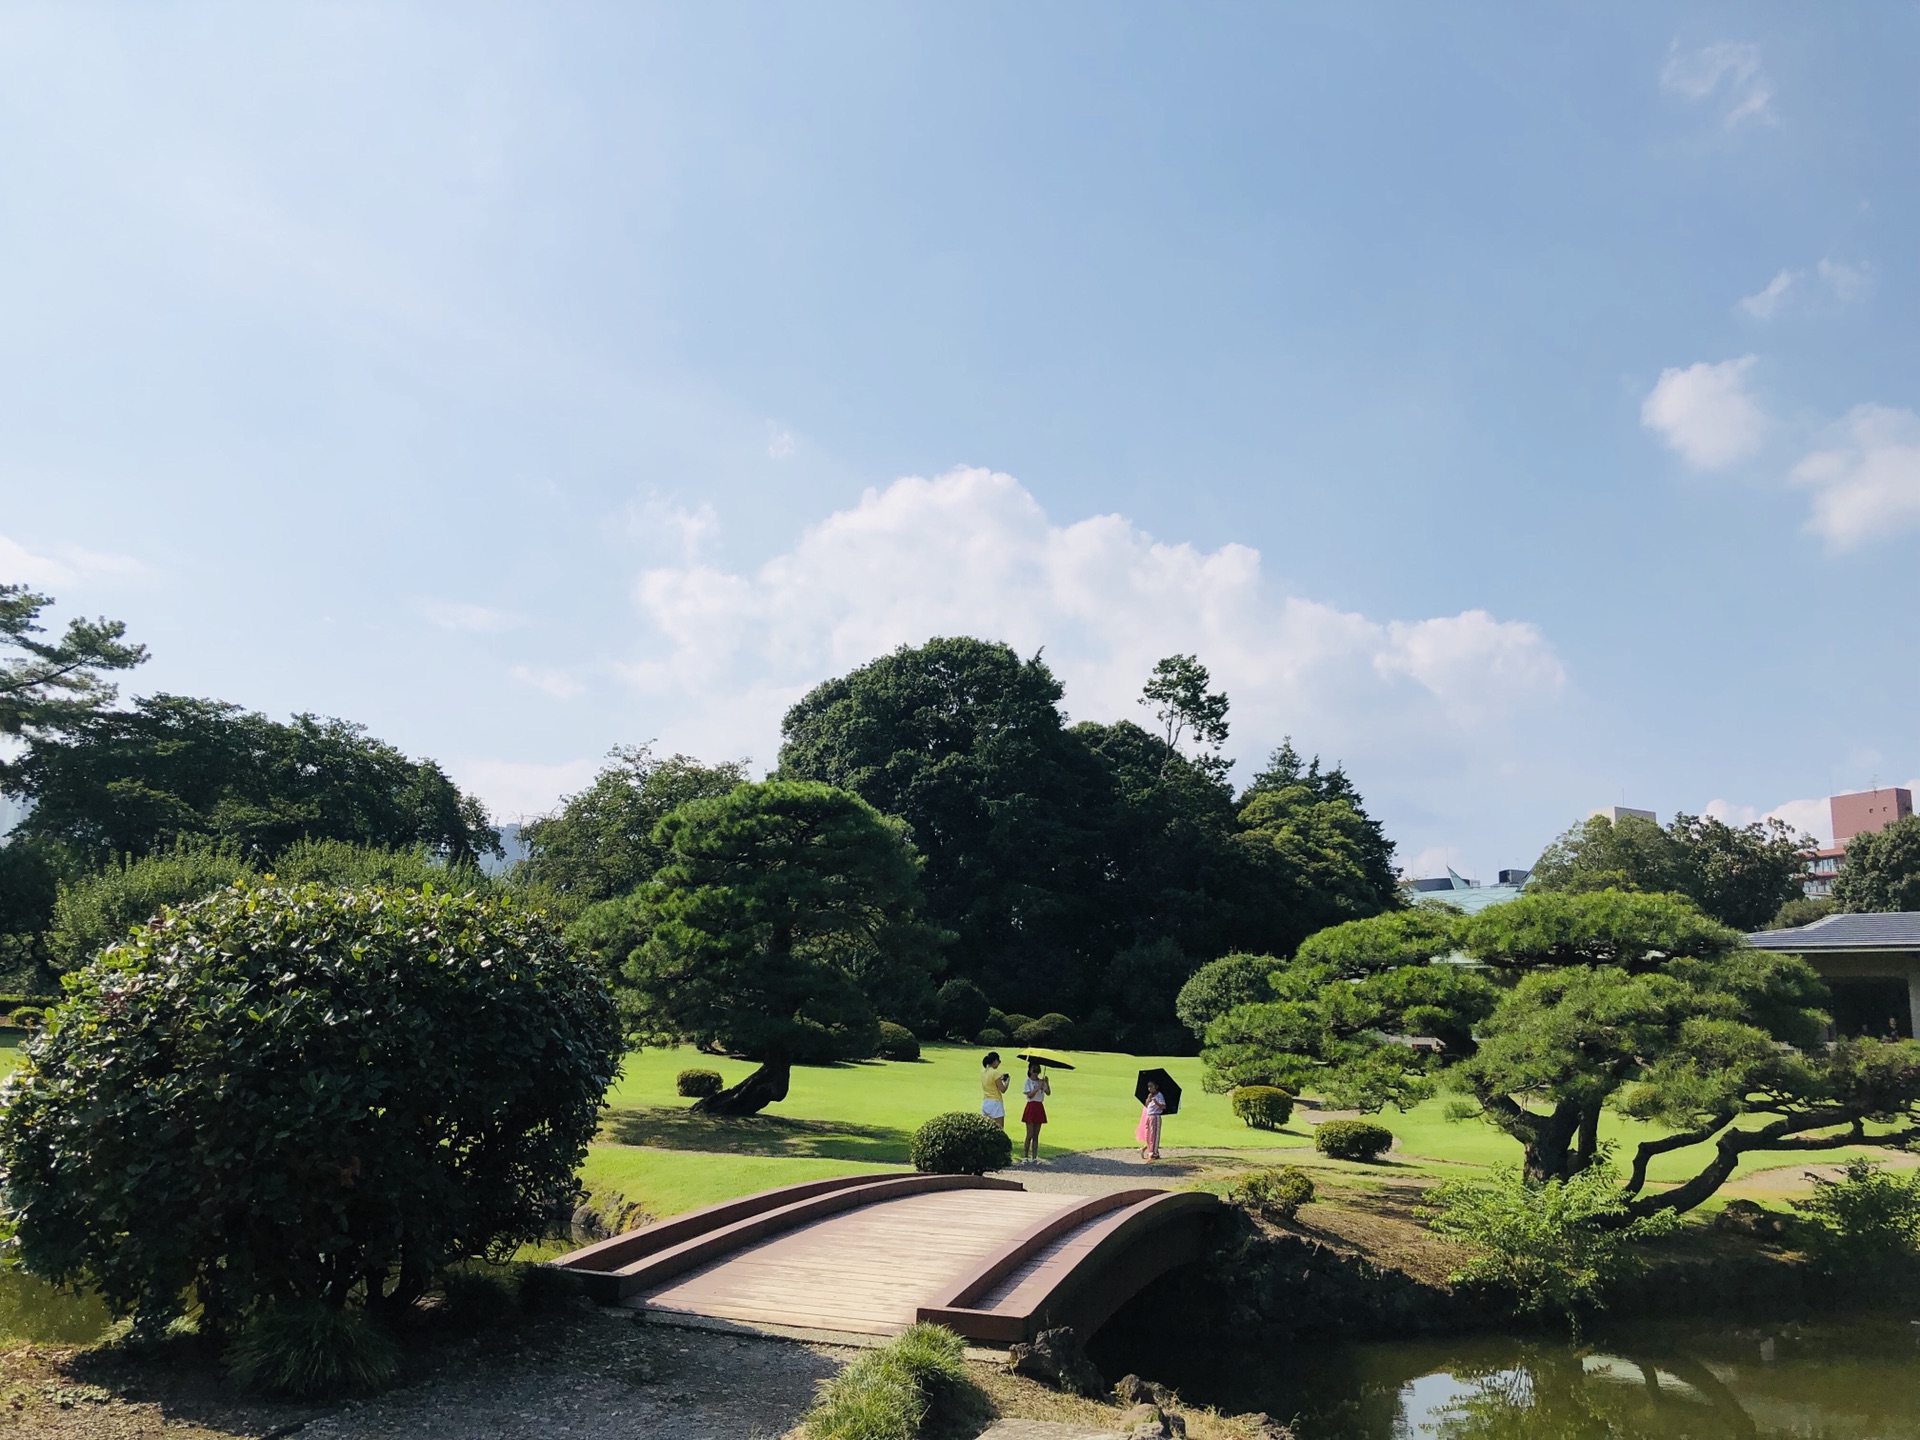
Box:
638, 1188, 1082, 1335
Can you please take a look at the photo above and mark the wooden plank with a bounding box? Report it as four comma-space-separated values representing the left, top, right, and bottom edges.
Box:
643, 1189, 1082, 1335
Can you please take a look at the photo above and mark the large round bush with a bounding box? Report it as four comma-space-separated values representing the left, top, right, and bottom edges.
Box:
676, 1068, 724, 1098
910, 1112, 1012, 1175
0, 883, 621, 1335
1230, 1085, 1294, 1130
1314, 1118, 1394, 1162
873, 1021, 921, 1061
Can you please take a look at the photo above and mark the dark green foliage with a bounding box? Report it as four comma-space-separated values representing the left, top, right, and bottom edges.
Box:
1013, 1013, 1073, 1048
516, 745, 749, 913
910, 1112, 1012, 1175
1096, 936, 1198, 1054
1794, 1157, 1920, 1269
676, 1068, 724, 1098
267, 837, 495, 893
224, 1300, 400, 1398
799, 1320, 969, 1440
1175, 953, 1276, 1040
975, 1027, 1010, 1046
1138, 654, 1232, 781
1314, 1118, 1394, 1161
9, 694, 498, 866
0, 884, 621, 1333
623, 781, 942, 1070
1230, 1085, 1294, 1130
434, 1270, 517, 1333
934, 978, 990, 1040
874, 1020, 921, 1061
515, 1262, 584, 1315
0, 585, 146, 747
1227, 1165, 1314, 1221
1531, 811, 1810, 931
1833, 814, 1920, 914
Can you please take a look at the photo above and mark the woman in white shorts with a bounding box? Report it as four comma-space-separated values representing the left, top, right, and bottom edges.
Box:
980, 1051, 1010, 1127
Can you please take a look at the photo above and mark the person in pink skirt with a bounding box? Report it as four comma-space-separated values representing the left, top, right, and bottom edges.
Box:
1136, 1079, 1167, 1162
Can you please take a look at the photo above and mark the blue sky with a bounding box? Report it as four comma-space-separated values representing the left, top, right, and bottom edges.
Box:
3, 4, 1916, 876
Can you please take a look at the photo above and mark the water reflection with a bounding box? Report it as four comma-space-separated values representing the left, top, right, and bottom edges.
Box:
1108, 1315, 1920, 1439
0, 1271, 113, 1345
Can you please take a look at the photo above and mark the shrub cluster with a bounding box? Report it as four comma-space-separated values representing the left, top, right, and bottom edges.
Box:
676, 1068, 724, 1098
873, 1021, 921, 1062
1013, 1012, 1074, 1047
1314, 1118, 1394, 1161
1795, 1157, 1920, 1270
910, 1112, 1012, 1175
1230, 1085, 1294, 1130
1227, 1166, 1314, 1222
799, 1322, 968, 1440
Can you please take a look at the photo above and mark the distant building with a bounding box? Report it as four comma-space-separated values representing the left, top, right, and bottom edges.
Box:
1592, 806, 1656, 825
1747, 912, 1920, 1040
1803, 787, 1914, 898
1401, 867, 1527, 915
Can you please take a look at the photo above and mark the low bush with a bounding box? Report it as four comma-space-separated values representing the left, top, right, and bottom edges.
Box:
434, 1270, 516, 1333
676, 1068, 724, 1098
910, 1112, 1012, 1175
1421, 1162, 1676, 1329
873, 1021, 920, 1062
225, 1301, 400, 1398
1228, 1166, 1314, 1222
1795, 1157, 1920, 1269
1001, 1012, 1039, 1037
975, 1027, 1011, 1047
799, 1321, 968, 1440
1013, 1012, 1074, 1047
1230, 1085, 1294, 1130
1314, 1118, 1394, 1161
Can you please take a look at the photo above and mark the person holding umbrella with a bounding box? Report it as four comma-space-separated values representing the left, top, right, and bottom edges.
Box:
1018, 1058, 1051, 1161
1134, 1068, 1180, 1162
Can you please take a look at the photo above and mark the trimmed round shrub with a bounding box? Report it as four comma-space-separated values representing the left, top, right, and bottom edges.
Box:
0, 883, 622, 1337
1228, 1165, 1315, 1222
934, 979, 990, 1041
910, 1112, 1013, 1175
1314, 1118, 1394, 1162
1231, 1085, 1295, 1131
1001, 1012, 1039, 1037
874, 1021, 921, 1061
676, 1068, 724, 1098
975, 1026, 1011, 1046
1013, 1012, 1074, 1047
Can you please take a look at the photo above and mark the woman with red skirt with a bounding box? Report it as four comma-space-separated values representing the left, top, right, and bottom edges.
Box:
1019, 1059, 1051, 1162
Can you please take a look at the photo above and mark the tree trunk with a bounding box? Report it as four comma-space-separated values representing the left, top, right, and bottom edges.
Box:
1520, 1098, 1587, 1182
693, 1056, 792, 1116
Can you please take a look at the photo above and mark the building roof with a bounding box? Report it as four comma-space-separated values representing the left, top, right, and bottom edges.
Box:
1746, 912, 1920, 951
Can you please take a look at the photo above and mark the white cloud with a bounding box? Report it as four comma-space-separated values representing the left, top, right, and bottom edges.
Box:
1404, 845, 1469, 882
768, 430, 798, 460
1661, 41, 1773, 127
623, 467, 1567, 767
1641, 356, 1768, 469
1790, 405, 1920, 550
453, 757, 600, 822
1704, 795, 1830, 844
510, 664, 585, 700
413, 597, 520, 633
0, 532, 147, 588
1737, 270, 1795, 320
1816, 258, 1869, 302
631, 498, 719, 563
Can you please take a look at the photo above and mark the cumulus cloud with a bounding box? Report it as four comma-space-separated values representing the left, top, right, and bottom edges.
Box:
1791, 405, 1920, 550
0, 532, 146, 588
1703, 795, 1830, 844
413, 597, 520, 632
1737, 270, 1794, 320
623, 467, 1567, 766
1641, 356, 1768, 469
453, 757, 601, 822
1661, 41, 1773, 127
510, 665, 585, 700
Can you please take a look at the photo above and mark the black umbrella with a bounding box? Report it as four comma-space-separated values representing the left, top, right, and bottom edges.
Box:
1016, 1053, 1076, 1070
1135, 1067, 1182, 1116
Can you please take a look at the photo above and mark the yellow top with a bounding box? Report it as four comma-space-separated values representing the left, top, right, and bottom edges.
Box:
981, 1068, 1007, 1099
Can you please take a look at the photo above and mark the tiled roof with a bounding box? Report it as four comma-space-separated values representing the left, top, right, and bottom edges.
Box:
1746, 912, 1920, 950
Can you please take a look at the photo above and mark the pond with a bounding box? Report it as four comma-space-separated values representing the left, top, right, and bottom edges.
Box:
0, 1270, 113, 1346
1104, 1313, 1920, 1439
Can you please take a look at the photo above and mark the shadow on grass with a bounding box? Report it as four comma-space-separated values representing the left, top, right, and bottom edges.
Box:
601, 1105, 914, 1163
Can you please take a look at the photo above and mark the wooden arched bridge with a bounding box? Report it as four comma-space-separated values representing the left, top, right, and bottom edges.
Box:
550, 1172, 1220, 1343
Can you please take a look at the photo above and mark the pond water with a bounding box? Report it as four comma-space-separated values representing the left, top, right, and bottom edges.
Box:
1109, 1314, 1920, 1439
0, 1270, 113, 1345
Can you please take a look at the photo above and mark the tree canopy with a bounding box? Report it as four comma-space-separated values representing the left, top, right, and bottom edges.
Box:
516, 745, 750, 913
1199, 889, 1919, 1220
1531, 810, 1809, 932
7, 694, 499, 867
615, 780, 943, 1114
1833, 813, 1920, 913
0, 586, 146, 748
